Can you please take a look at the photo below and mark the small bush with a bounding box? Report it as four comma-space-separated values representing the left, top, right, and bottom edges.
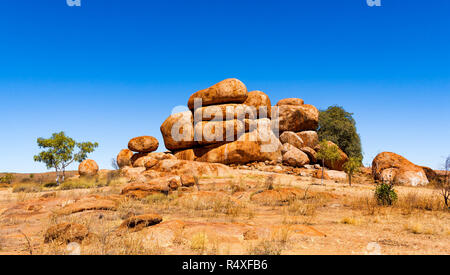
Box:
43, 182, 58, 188
375, 183, 398, 206
190, 232, 208, 254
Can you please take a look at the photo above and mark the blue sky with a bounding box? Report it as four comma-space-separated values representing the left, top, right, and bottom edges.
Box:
0, 0, 448, 172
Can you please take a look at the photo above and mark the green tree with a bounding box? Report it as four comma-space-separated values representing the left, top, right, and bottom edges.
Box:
316, 140, 341, 185
343, 156, 362, 186
318, 106, 362, 160
33, 132, 98, 185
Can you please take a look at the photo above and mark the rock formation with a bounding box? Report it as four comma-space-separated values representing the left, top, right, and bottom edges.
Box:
161, 79, 282, 165
372, 152, 429, 186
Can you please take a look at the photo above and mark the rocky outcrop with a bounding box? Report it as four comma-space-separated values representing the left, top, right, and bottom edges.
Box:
372, 152, 429, 186
128, 136, 159, 153
78, 159, 99, 177
187, 78, 248, 110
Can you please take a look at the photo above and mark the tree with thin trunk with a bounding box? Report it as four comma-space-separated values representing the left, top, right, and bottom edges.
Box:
316, 140, 341, 185
343, 156, 362, 187
441, 155, 450, 208
33, 132, 98, 185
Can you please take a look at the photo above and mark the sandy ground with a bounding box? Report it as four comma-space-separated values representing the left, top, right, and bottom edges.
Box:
0, 169, 448, 255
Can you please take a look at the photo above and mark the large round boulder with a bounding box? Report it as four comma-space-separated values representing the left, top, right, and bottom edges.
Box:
276, 98, 304, 106
128, 136, 159, 153
275, 104, 319, 132
117, 149, 134, 168
187, 78, 248, 110
372, 152, 429, 186
243, 90, 272, 118
160, 111, 197, 151
78, 159, 99, 177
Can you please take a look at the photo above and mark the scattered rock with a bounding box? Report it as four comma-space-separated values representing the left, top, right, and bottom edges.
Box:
60, 197, 117, 215
121, 176, 181, 198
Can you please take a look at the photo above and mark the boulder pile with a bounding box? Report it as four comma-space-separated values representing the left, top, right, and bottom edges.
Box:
117, 78, 350, 175
160, 78, 283, 165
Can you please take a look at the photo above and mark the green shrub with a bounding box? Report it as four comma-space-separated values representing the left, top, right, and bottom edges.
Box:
43, 182, 58, 188
375, 183, 398, 206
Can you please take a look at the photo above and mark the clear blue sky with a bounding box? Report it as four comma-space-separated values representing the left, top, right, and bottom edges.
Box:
0, 0, 448, 172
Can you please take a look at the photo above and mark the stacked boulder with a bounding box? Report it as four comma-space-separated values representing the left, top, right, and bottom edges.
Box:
116, 136, 176, 169
160, 78, 283, 165
275, 98, 348, 170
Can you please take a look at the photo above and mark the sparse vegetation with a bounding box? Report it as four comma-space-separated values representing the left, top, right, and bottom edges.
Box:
343, 156, 362, 186
316, 140, 341, 185
375, 182, 398, 206
33, 131, 98, 184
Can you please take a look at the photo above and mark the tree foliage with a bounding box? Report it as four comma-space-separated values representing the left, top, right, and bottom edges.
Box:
343, 156, 362, 186
316, 140, 341, 185
318, 106, 362, 160
33, 132, 98, 184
